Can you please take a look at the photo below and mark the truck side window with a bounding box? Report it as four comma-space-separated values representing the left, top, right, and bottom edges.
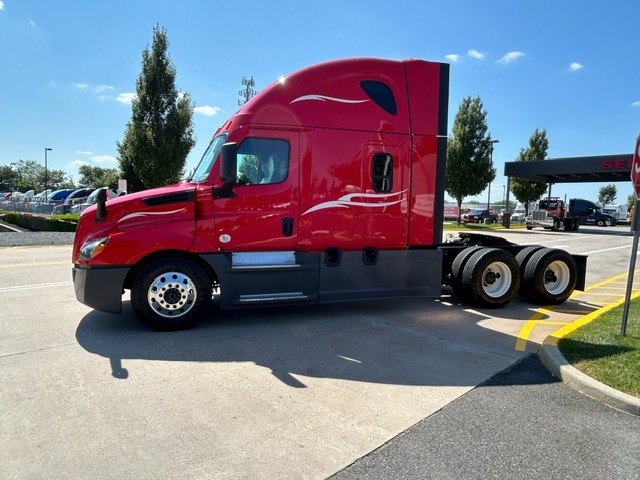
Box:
372, 153, 393, 192
236, 138, 290, 185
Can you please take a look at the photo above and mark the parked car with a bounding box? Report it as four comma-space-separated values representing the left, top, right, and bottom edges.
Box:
33, 189, 75, 213
510, 208, 526, 223
55, 188, 95, 214
71, 188, 118, 214
460, 209, 499, 224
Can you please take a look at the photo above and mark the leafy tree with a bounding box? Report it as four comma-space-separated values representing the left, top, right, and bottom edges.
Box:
445, 96, 494, 220
0, 164, 19, 191
509, 129, 550, 214
117, 25, 195, 192
238, 76, 257, 106
627, 193, 637, 210
78, 165, 119, 189
0, 160, 71, 192
597, 184, 617, 206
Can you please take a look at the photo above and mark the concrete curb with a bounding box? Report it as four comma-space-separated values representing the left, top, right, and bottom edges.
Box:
0, 218, 27, 233
538, 342, 640, 416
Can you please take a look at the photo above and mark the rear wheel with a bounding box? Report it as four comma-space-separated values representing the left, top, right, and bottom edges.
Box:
131, 258, 212, 330
450, 246, 483, 299
460, 248, 520, 308
515, 246, 543, 298
521, 248, 577, 304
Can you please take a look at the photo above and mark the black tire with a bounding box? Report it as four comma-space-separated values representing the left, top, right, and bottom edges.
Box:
526, 226, 533, 230
450, 246, 484, 299
460, 248, 520, 308
597, 219, 605, 227
131, 258, 212, 330
515, 246, 544, 299
551, 218, 560, 231
522, 248, 577, 305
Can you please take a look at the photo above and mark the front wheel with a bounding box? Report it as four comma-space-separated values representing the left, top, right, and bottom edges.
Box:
131, 258, 212, 330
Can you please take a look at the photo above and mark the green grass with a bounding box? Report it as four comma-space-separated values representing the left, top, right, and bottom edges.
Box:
53, 214, 80, 222
558, 298, 640, 398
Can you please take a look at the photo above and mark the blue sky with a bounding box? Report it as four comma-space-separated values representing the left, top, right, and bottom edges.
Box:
1, 0, 638, 205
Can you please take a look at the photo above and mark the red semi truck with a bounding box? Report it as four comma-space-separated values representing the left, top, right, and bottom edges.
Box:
72, 58, 587, 330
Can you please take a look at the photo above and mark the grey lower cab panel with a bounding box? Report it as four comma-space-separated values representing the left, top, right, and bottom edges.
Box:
202, 248, 443, 309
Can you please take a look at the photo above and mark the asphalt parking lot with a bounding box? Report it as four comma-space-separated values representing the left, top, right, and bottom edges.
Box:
1, 225, 639, 479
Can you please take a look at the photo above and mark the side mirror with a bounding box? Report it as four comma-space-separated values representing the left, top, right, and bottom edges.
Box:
220, 142, 238, 182
96, 188, 107, 222
216, 142, 238, 198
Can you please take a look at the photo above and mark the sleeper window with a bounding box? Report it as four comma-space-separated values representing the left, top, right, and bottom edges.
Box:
372, 154, 393, 192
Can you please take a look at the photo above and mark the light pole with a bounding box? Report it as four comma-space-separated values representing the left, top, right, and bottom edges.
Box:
10, 163, 17, 191
486, 139, 499, 210
44, 147, 52, 198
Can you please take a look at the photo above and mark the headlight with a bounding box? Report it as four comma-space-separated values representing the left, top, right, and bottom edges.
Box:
79, 237, 109, 260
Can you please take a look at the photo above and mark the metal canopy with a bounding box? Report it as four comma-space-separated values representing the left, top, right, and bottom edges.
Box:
504, 154, 633, 183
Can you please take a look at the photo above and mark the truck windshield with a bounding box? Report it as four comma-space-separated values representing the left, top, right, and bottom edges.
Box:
190, 134, 228, 183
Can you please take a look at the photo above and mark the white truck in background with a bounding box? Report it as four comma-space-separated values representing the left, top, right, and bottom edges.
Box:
601, 204, 628, 223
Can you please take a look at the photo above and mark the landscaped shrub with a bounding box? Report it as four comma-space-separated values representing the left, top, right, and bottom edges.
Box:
1, 213, 77, 232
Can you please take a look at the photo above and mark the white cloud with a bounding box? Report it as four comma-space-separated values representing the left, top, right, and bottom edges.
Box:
0, 1, 5, 10
71, 155, 117, 168
497, 51, 525, 64
74, 83, 89, 90
92, 155, 117, 164
94, 85, 114, 93
77, 150, 94, 155
116, 92, 136, 104
194, 105, 221, 117
29, 20, 36, 27
70, 159, 89, 168
445, 54, 461, 63
568, 62, 584, 72
632, 101, 640, 108
468, 49, 485, 60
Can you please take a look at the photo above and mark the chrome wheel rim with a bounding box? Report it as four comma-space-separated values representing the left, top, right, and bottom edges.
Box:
147, 271, 197, 318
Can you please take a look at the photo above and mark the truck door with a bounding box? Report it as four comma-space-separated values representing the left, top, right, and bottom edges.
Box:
213, 131, 299, 250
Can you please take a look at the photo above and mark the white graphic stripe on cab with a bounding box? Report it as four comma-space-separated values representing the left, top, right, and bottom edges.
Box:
117, 208, 187, 223
302, 191, 407, 216
290, 94, 369, 105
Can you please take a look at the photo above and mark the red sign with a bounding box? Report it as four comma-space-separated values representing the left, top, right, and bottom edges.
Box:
632, 133, 640, 199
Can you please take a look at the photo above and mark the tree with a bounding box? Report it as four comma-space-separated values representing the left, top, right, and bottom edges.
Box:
445, 96, 494, 220
78, 165, 119, 189
117, 25, 195, 192
238, 76, 257, 106
509, 129, 550, 214
627, 193, 637, 210
597, 184, 617, 206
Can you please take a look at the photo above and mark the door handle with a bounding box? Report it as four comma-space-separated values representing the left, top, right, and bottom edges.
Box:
282, 217, 294, 236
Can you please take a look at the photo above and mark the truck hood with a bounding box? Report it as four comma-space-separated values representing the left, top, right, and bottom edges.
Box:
73, 182, 199, 264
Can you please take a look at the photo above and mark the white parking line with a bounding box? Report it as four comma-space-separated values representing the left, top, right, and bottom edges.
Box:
0, 281, 72, 293
584, 244, 638, 255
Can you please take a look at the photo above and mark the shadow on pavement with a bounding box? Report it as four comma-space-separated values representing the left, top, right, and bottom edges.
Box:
74, 294, 580, 388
